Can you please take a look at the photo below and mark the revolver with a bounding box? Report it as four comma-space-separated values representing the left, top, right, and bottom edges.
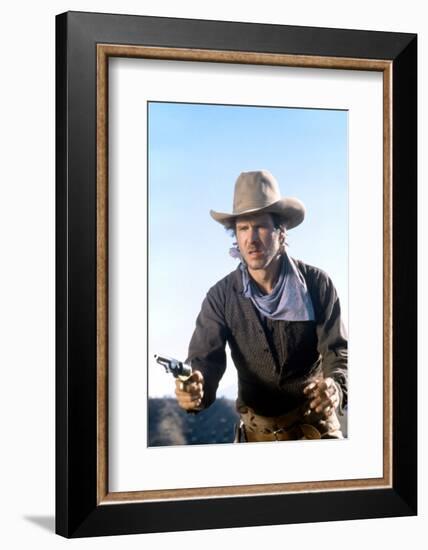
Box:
154, 354, 192, 381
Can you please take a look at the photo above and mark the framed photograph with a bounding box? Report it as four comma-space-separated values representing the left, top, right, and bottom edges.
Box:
56, 11, 417, 538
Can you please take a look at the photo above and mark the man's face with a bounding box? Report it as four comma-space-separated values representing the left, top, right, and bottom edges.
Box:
235, 213, 281, 271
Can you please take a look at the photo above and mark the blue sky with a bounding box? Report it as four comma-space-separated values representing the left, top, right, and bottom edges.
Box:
148, 101, 348, 398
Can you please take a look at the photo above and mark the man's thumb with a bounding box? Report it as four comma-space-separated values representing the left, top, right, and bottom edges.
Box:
190, 370, 204, 383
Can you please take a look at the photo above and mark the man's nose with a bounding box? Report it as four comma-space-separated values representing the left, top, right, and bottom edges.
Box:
250, 227, 259, 241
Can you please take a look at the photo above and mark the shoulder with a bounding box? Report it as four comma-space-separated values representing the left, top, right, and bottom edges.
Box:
292, 257, 338, 303
201, 268, 241, 317
206, 267, 240, 299
293, 258, 333, 286
195, 268, 240, 322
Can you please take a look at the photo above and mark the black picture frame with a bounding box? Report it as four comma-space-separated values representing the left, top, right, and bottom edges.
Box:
56, 11, 417, 538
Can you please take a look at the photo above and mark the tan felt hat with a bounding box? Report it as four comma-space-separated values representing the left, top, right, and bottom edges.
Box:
210, 170, 305, 229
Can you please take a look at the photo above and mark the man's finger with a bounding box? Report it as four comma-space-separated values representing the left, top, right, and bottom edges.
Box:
191, 393, 203, 402
308, 389, 321, 400
303, 381, 318, 394
175, 378, 188, 390
311, 388, 334, 402
179, 393, 202, 405
185, 383, 204, 395
309, 396, 322, 409
315, 380, 330, 392
175, 378, 202, 392
176, 387, 202, 399
190, 370, 204, 383
315, 397, 336, 413
323, 378, 337, 392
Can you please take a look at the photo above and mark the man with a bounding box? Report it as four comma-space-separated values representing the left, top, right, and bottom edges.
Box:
175, 170, 347, 441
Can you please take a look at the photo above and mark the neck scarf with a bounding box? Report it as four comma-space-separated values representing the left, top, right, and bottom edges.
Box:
240, 251, 315, 321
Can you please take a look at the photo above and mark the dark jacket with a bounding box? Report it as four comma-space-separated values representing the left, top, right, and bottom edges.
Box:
187, 259, 348, 416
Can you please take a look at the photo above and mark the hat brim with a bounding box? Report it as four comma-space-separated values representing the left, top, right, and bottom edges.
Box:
210, 197, 305, 230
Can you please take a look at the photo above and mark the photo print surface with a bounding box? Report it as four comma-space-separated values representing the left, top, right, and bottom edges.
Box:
147, 101, 348, 447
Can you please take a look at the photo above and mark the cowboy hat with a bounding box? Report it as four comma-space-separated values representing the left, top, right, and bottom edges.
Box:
210, 170, 305, 229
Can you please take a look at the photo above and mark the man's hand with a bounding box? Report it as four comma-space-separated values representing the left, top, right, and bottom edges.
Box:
303, 377, 340, 418
175, 370, 204, 411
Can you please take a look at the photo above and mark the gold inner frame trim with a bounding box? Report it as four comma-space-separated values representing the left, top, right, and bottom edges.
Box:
96, 44, 393, 504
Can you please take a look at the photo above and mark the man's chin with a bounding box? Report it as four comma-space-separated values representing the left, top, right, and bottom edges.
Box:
246, 259, 267, 270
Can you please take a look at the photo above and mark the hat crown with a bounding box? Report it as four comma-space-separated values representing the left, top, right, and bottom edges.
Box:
233, 170, 281, 214
209, 169, 305, 230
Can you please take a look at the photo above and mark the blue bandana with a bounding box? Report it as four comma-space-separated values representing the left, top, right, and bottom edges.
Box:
240, 251, 315, 321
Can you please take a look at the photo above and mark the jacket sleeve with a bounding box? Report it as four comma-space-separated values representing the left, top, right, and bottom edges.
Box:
313, 272, 348, 414
185, 285, 228, 410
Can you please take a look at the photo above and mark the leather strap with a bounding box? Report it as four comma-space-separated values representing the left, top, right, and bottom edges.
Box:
239, 405, 342, 442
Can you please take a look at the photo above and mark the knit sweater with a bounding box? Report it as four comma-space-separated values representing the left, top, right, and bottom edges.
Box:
186, 259, 348, 417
